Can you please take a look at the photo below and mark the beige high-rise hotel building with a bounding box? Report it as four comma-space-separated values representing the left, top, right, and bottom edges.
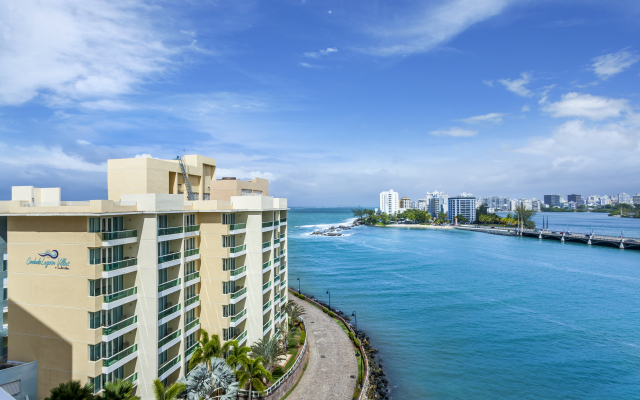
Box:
0, 154, 288, 399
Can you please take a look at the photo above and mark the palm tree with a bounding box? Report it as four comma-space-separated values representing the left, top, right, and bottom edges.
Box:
224, 340, 251, 372
283, 300, 305, 328
152, 379, 186, 400
102, 379, 139, 400
514, 203, 537, 228
179, 359, 239, 400
250, 336, 286, 370
237, 357, 272, 400
44, 381, 95, 400
189, 329, 222, 370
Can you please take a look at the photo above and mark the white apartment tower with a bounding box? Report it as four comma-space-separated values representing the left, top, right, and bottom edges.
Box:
380, 190, 399, 215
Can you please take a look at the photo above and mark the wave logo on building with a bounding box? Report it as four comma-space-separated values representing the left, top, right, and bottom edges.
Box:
38, 250, 59, 259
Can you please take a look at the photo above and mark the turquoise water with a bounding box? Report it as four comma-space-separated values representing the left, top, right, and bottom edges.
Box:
288, 208, 640, 400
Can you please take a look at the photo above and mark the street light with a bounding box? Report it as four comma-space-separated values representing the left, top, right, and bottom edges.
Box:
296, 277, 300, 295
326, 289, 331, 310
352, 311, 357, 331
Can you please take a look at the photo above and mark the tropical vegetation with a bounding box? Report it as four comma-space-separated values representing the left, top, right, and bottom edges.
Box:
236, 357, 273, 400
102, 379, 139, 400
44, 381, 95, 400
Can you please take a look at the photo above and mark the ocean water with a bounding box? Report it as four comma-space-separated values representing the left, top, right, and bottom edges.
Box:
288, 208, 640, 400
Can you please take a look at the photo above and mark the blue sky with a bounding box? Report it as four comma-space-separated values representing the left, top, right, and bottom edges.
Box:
1, 0, 639, 206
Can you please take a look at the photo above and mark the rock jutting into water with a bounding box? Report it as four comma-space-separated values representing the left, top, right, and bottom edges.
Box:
310, 222, 356, 237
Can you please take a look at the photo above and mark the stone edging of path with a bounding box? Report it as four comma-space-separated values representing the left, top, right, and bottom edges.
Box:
288, 288, 370, 400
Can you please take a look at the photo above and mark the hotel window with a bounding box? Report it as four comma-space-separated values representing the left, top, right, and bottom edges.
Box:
184, 214, 195, 226
185, 237, 195, 251
185, 261, 196, 275
222, 258, 235, 271
158, 241, 170, 256
222, 304, 236, 318
222, 281, 235, 295
185, 333, 195, 349
89, 245, 123, 265
158, 215, 168, 229
241, 189, 252, 196
185, 309, 195, 324
222, 235, 235, 248
222, 213, 235, 225
89, 217, 123, 233
203, 193, 210, 200
159, 350, 168, 366
89, 276, 123, 297
185, 285, 196, 300
223, 327, 236, 341
253, 190, 262, 196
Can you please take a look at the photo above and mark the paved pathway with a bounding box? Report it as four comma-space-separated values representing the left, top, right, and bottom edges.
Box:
286, 296, 359, 400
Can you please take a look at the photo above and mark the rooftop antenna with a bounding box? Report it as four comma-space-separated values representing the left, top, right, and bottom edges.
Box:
178, 150, 196, 201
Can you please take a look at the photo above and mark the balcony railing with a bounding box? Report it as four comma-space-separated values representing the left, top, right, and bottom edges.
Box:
158, 329, 181, 348
158, 278, 181, 292
275, 311, 281, 320
184, 248, 200, 257
185, 295, 200, 307
102, 230, 137, 241
185, 318, 200, 332
280, 218, 287, 223
185, 344, 198, 358
185, 271, 200, 282
280, 280, 286, 288
184, 225, 200, 233
263, 320, 272, 333
231, 309, 247, 323
262, 261, 271, 271
274, 293, 280, 302
262, 301, 271, 312
158, 252, 181, 264
230, 244, 246, 254
104, 287, 137, 303
262, 281, 271, 291
262, 221, 273, 228
274, 257, 280, 264
280, 249, 286, 256
234, 330, 247, 343
230, 223, 246, 231
281, 295, 286, 303
274, 238, 280, 245
230, 266, 246, 277
230, 287, 246, 300
274, 275, 281, 284
124, 372, 137, 385
280, 233, 286, 239
274, 220, 280, 226
280, 262, 286, 272
158, 226, 183, 236
103, 258, 137, 272
262, 241, 271, 249
158, 304, 181, 319
158, 355, 180, 377
103, 344, 137, 367
103, 315, 137, 336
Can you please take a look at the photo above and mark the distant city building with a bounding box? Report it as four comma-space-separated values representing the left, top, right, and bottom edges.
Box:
448, 195, 477, 224
417, 199, 428, 211
426, 191, 448, 215
481, 196, 511, 211
509, 199, 519, 211
544, 194, 562, 207
399, 197, 411, 209
600, 197, 610, 206
380, 189, 399, 215
568, 201, 577, 209
567, 194, 582, 205
634, 193, 640, 205
520, 199, 533, 211
618, 193, 631, 204
428, 197, 443, 218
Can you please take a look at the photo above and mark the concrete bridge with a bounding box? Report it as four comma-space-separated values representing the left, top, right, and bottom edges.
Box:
455, 226, 640, 250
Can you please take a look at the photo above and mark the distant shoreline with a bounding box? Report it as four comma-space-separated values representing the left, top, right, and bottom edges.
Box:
383, 224, 454, 230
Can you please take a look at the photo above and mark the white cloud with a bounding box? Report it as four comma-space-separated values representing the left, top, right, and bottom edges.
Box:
304, 48, 338, 58
482, 80, 494, 87
591, 49, 639, 79
216, 168, 276, 181
543, 92, 629, 120
77, 139, 91, 145
299, 62, 321, 68
0, 0, 181, 106
499, 73, 533, 97
459, 112, 505, 124
79, 99, 135, 111
362, 0, 513, 56
521, 105, 530, 112
429, 127, 477, 137
0, 143, 106, 172
135, 153, 152, 158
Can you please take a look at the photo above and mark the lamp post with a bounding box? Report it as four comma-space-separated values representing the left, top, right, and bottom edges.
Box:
326, 289, 331, 310
352, 311, 357, 331
296, 277, 300, 295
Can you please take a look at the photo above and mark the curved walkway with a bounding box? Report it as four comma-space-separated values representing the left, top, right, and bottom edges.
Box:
286, 296, 358, 400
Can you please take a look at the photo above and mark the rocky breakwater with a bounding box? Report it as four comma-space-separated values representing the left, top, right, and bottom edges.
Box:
310, 220, 361, 237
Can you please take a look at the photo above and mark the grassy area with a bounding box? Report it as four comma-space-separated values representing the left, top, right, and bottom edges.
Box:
280, 358, 309, 400
355, 349, 364, 383
333, 318, 350, 335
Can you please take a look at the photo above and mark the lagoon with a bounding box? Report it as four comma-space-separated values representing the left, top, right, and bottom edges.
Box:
288, 208, 640, 399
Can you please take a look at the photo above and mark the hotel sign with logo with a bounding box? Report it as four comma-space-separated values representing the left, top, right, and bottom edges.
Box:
26, 250, 70, 270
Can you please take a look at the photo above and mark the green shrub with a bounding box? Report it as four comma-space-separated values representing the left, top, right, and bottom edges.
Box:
299, 332, 306, 345
300, 294, 306, 300
323, 307, 327, 313
348, 332, 354, 340
328, 311, 335, 317
354, 338, 360, 347
272, 367, 285, 381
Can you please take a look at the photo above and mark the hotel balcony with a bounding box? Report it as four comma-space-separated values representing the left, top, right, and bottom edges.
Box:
185, 271, 200, 287
262, 320, 272, 337
228, 223, 247, 234
262, 241, 271, 253
227, 244, 247, 258
273, 257, 280, 268
101, 229, 138, 247
274, 293, 280, 303
102, 344, 138, 374
280, 217, 287, 226
158, 225, 200, 242
158, 278, 181, 297
158, 303, 181, 325
261, 221, 276, 233
184, 318, 200, 337
262, 261, 272, 273
230, 266, 247, 281
158, 251, 181, 269
274, 275, 281, 285
229, 287, 247, 304
280, 294, 286, 305
262, 300, 272, 316
158, 354, 181, 381
158, 329, 181, 354
185, 342, 198, 362
102, 287, 137, 310
279, 262, 286, 273
230, 309, 247, 327
184, 248, 200, 263
184, 295, 200, 313
233, 330, 248, 346
102, 315, 137, 342
280, 232, 286, 240
262, 281, 271, 295
101, 258, 137, 279
280, 280, 287, 290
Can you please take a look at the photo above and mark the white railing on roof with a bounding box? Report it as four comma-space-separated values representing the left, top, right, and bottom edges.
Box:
21, 201, 91, 207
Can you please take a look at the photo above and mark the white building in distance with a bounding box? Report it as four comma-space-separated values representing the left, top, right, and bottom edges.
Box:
448, 195, 477, 224
380, 189, 399, 215
618, 193, 631, 204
